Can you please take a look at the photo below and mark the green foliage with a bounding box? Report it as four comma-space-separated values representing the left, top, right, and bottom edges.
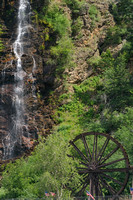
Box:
122, 41, 133, 59
0, 25, 3, 35
72, 17, 83, 36
104, 25, 127, 46
0, 187, 8, 199
87, 55, 101, 69
89, 5, 100, 29
108, 0, 133, 60
36, 1, 74, 75
114, 110, 133, 164
0, 40, 4, 52
0, 134, 81, 199
53, 76, 103, 140
98, 107, 133, 174
32, 0, 50, 12
50, 36, 74, 74
57, 76, 101, 117
103, 53, 133, 110
0, 24, 4, 52
91, 48, 130, 74
73, 76, 101, 105
112, 0, 133, 24
95, 49, 115, 71
59, 93, 70, 101
43, 3, 71, 38
100, 107, 133, 133
64, 0, 85, 14
89, 5, 98, 20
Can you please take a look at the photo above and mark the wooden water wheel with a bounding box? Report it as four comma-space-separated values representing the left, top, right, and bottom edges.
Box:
70, 132, 130, 198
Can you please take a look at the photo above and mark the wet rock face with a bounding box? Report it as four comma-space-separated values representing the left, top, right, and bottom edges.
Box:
0, 97, 13, 160
0, 51, 49, 159
21, 54, 34, 74
0, 57, 42, 158
0, 1, 54, 160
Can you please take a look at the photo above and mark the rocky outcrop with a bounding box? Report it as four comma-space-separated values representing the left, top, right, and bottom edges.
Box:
67, 0, 115, 84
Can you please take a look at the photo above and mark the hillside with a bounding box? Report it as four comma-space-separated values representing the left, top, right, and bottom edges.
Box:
0, 0, 133, 198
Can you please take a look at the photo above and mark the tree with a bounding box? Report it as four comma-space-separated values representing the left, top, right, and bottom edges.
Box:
103, 54, 133, 111
0, 134, 81, 199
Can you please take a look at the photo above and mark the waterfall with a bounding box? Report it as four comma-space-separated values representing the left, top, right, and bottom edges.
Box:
2, 0, 32, 159
31, 56, 37, 98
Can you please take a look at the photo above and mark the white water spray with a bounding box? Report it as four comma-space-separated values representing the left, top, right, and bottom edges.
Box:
3, 0, 32, 159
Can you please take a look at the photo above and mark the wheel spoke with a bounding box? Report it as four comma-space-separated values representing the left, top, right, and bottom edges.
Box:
95, 134, 98, 161
70, 141, 89, 162
92, 134, 96, 161
98, 182, 104, 197
99, 176, 116, 195
100, 172, 124, 186
79, 175, 90, 194
87, 167, 129, 173
97, 178, 109, 198
96, 138, 110, 162
77, 175, 89, 194
92, 175, 103, 197
98, 146, 119, 165
98, 177, 111, 200
80, 161, 89, 167
82, 135, 92, 161
98, 158, 125, 168
77, 167, 88, 174
79, 182, 88, 193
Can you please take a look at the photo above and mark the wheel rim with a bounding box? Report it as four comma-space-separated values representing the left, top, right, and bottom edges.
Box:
70, 132, 130, 197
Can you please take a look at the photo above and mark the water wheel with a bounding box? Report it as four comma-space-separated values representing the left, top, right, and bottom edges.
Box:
70, 132, 130, 198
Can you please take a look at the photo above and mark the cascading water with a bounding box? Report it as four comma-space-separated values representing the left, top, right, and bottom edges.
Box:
2, 0, 32, 159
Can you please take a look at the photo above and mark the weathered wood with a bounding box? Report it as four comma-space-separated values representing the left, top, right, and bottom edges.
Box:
70, 132, 131, 197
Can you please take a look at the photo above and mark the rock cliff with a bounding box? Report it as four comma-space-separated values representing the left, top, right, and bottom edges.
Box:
0, 0, 54, 160
0, 0, 129, 160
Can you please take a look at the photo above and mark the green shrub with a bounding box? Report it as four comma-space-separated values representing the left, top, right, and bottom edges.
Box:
59, 93, 71, 101
89, 5, 100, 29
0, 187, 8, 199
72, 17, 83, 36
36, 1, 74, 74
50, 36, 74, 73
0, 40, 4, 52
104, 25, 127, 46
0, 134, 81, 199
89, 5, 98, 20
112, 0, 133, 24
0, 24, 4, 52
87, 55, 101, 68
109, 0, 133, 60
43, 3, 71, 37
64, 0, 85, 14
92, 49, 114, 72
57, 124, 71, 132
103, 53, 133, 110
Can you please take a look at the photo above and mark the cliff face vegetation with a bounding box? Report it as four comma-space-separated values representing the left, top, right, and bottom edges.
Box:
0, 0, 133, 198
